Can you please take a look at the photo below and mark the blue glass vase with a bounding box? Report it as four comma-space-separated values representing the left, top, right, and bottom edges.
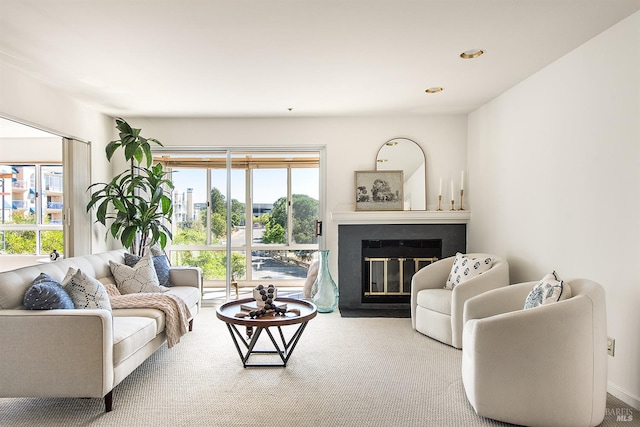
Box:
311, 250, 339, 313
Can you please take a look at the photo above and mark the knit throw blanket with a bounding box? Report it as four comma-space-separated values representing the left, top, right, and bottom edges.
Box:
110, 293, 192, 348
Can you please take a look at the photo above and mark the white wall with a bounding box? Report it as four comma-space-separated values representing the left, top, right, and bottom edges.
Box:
130, 115, 468, 275
467, 12, 640, 408
0, 62, 114, 253
0, 137, 61, 162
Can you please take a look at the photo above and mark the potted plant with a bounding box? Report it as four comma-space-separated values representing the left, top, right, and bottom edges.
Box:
87, 118, 174, 256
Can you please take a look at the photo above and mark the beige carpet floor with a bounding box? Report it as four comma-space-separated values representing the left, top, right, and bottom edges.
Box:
0, 306, 637, 426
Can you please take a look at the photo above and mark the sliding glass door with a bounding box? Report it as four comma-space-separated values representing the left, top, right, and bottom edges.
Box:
156, 149, 322, 296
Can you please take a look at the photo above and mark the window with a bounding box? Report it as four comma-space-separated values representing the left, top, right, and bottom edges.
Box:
155, 150, 322, 288
0, 164, 64, 255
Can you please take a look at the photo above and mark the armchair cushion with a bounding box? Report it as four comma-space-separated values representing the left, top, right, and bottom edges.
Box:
524, 271, 572, 309
445, 253, 493, 290
416, 289, 452, 315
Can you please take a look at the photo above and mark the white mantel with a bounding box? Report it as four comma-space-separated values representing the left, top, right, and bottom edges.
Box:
330, 210, 470, 225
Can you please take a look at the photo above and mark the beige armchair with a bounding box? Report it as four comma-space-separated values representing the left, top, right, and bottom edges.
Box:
461, 279, 607, 427
410, 253, 509, 349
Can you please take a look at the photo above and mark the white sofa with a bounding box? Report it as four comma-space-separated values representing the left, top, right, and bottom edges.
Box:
0, 249, 202, 412
461, 279, 607, 426
410, 253, 509, 349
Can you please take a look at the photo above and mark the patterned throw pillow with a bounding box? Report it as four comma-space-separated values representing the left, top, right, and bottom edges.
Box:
62, 268, 112, 310
444, 253, 494, 290
23, 273, 74, 310
110, 251, 165, 294
524, 271, 572, 309
124, 245, 171, 287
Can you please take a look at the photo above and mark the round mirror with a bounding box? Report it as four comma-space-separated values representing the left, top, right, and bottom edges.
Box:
376, 138, 426, 210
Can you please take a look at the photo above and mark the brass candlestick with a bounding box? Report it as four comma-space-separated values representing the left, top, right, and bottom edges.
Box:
437, 195, 442, 211
450, 199, 455, 211
459, 189, 465, 210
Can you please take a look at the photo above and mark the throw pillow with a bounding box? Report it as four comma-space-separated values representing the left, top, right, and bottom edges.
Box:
23, 273, 74, 310
445, 253, 494, 290
524, 271, 572, 310
62, 268, 112, 310
124, 244, 171, 287
110, 251, 166, 294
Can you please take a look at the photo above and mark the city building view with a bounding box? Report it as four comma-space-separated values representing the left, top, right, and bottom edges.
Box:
0, 164, 64, 256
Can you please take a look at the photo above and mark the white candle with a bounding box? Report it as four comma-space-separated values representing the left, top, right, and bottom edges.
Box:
450, 180, 454, 201
461, 171, 464, 191
439, 178, 442, 196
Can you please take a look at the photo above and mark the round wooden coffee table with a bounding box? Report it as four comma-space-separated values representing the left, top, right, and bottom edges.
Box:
216, 297, 317, 367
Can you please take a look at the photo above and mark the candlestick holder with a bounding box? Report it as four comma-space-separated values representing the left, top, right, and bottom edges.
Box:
458, 189, 465, 210
450, 199, 455, 211
437, 195, 442, 211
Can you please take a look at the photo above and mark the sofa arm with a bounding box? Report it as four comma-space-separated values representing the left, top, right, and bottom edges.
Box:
0, 309, 114, 399
169, 266, 202, 290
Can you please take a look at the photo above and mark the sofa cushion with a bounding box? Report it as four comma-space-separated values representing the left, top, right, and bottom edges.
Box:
112, 316, 158, 366
524, 272, 572, 309
124, 245, 172, 287
23, 273, 74, 310
417, 288, 452, 315
165, 286, 200, 313
62, 268, 112, 310
110, 251, 166, 294
112, 307, 166, 334
445, 253, 493, 290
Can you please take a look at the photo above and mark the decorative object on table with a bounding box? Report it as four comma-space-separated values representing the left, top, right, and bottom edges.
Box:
49, 249, 61, 261
355, 170, 404, 211
86, 118, 174, 256
311, 250, 339, 313
253, 284, 277, 308
376, 138, 426, 211
246, 284, 286, 318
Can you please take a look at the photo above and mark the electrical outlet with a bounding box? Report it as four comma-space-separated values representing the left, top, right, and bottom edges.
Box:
607, 337, 615, 356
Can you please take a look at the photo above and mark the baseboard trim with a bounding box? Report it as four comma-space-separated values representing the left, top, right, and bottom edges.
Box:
608, 382, 640, 410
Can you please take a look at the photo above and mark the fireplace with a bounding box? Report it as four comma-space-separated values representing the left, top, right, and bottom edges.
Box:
362, 239, 441, 304
338, 223, 466, 315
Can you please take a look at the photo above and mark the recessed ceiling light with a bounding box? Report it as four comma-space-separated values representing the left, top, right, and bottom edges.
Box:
425, 87, 444, 94
460, 49, 484, 59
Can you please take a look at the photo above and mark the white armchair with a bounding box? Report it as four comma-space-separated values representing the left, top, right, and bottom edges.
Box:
461, 279, 607, 427
410, 253, 509, 349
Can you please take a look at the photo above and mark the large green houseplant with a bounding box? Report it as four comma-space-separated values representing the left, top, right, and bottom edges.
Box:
87, 118, 174, 256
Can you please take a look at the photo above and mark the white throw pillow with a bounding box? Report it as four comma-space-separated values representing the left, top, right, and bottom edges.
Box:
524, 272, 572, 309
444, 253, 494, 290
109, 251, 166, 294
62, 268, 112, 310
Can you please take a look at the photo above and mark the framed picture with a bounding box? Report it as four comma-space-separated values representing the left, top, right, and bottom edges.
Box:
355, 170, 404, 211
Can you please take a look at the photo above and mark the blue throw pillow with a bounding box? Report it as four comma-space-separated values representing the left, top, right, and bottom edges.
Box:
24, 273, 74, 310
124, 249, 171, 287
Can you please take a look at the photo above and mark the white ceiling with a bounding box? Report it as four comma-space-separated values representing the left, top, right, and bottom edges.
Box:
1, 0, 639, 118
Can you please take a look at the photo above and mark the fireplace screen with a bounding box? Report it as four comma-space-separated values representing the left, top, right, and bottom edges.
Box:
365, 257, 438, 296
361, 239, 441, 304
